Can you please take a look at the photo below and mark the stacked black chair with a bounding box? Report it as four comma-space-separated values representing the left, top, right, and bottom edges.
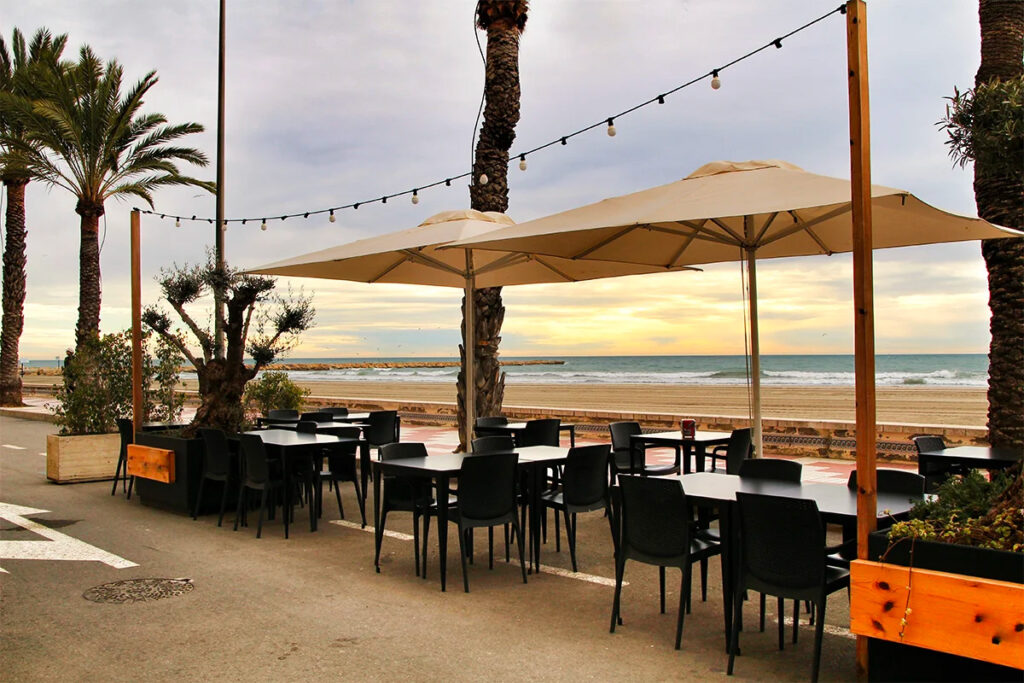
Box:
445, 452, 527, 592
318, 406, 349, 417
195, 428, 235, 526
610, 475, 721, 649
728, 493, 850, 683
709, 428, 753, 474
737, 457, 804, 634
609, 421, 680, 480
377, 442, 437, 577
111, 418, 135, 498
474, 415, 509, 439
912, 434, 961, 492
319, 426, 365, 526
235, 433, 288, 538
540, 444, 613, 572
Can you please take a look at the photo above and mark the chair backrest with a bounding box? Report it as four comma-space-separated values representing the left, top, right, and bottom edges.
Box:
198, 428, 232, 478
330, 426, 362, 439
723, 428, 753, 475
912, 435, 946, 454
617, 475, 691, 563
738, 458, 802, 482
457, 452, 519, 520
319, 406, 349, 417
300, 411, 332, 423
380, 442, 428, 461
267, 409, 299, 420
116, 418, 134, 456
366, 410, 399, 446
520, 418, 560, 447
847, 468, 925, 496
562, 444, 611, 507
475, 416, 508, 428
609, 421, 641, 452
736, 492, 825, 591
239, 433, 271, 485
471, 435, 515, 454
295, 420, 318, 434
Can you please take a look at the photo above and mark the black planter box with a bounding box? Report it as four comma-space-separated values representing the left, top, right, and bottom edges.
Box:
133, 432, 233, 515
866, 530, 1024, 682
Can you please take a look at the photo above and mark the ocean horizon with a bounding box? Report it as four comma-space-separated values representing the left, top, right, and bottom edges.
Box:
23, 353, 977, 388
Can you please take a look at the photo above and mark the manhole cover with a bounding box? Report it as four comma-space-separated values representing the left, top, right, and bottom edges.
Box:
83, 578, 194, 604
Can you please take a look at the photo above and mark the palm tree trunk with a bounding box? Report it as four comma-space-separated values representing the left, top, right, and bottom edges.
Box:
75, 201, 104, 349
0, 178, 29, 406
975, 0, 1024, 449
459, 8, 525, 449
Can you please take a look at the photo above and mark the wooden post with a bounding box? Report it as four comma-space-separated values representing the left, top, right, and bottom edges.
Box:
846, 1, 877, 677
130, 210, 144, 432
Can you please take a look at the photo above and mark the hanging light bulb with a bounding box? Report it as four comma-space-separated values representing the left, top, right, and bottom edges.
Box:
606, 118, 616, 137
519, 154, 527, 171
411, 190, 419, 205
175, 218, 180, 227
711, 70, 721, 90
479, 173, 489, 185
261, 219, 267, 231
329, 210, 336, 223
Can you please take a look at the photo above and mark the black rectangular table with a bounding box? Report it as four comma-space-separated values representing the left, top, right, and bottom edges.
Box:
243, 429, 361, 533
371, 445, 570, 591
917, 445, 1023, 473
661, 471, 922, 649
629, 430, 732, 474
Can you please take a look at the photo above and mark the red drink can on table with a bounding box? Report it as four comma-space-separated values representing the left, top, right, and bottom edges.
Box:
681, 419, 696, 439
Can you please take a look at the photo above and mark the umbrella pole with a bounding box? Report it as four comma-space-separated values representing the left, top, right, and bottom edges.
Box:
463, 252, 477, 451
745, 244, 764, 458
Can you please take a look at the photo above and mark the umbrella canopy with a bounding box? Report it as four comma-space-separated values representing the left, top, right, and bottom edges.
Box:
247, 209, 696, 444
448, 160, 1022, 455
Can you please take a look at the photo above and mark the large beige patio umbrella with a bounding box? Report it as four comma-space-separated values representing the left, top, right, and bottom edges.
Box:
448, 160, 1022, 456
246, 209, 696, 443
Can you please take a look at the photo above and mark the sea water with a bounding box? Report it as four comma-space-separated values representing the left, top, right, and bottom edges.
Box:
231, 354, 988, 388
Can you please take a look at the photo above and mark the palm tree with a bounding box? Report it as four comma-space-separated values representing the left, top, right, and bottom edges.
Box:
0, 46, 214, 350
0, 28, 67, 406
973, 0, 1023, 449
458, 0, 530, 449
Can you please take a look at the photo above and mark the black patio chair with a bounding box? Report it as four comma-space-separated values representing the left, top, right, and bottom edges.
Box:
377, 442, 436, 578
195, 428, 236, 526
540, 444, 613, 572
728, 493, 850, 683
609, 421, 680, 480
912, 434, 962, 492
111, 418, 135, 498
474, 415, 508, 439
709, 428, 753, 474
318, 426, 365, 526
445, 452, 526, 592
234, 433, 288, 539
610, 475, 721, 649
519, 418, 560, 447
318, 406, 349, 417
361, 410, 401, 505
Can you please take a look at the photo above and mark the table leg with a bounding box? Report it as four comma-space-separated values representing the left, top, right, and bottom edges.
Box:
695, 444, 706, 473
720, 500, 737, 652
530, 463, 542, 573
283, 450, 292, 540
373, 465, 383, 573
568, 426, 576, 448
676, 445, 685, 474
359, 441, 371, 527
437, 474, 450, 592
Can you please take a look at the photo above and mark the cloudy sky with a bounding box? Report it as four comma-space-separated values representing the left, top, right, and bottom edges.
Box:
5, 1, 993, 361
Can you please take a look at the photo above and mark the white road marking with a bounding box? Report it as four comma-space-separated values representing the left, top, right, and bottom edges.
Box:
329, 519, 622, 586
0, 502, 138, 573
2, 444, 26, 450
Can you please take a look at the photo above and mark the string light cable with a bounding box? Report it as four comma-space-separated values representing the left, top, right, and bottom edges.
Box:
135, 4, 846, 228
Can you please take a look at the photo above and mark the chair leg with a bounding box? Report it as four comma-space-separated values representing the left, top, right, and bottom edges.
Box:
812, 600, 826, 683
659, 566, 667, 614
233, 486, 246, 531
504, 524, 511, 563
282, 486, 289, 539
193, 477, 206, 520
458, 524, 470, 593
793, 599, 800, 644
727, 584, 743, 675
256, 489, 268, 538
374, 509, 389, 571
333, 477, 344, 520
515, 519, 527, 584
567, 511, 578, 573
676, 564, 692, 650
554, 507, 561, 552
488, 526, 494, 570
421, 512, 431, 580
610, 556, 626, 633
126, 475, 135, 500
778, 596, 785, 650
700, 558, 708, 602
759, 593, 766, 632
352, 477, 366, 528
111, 453, 125, 496
217, 480, 229, 527
413, 510, 422, 578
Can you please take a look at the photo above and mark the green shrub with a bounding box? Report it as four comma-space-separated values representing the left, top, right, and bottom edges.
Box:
148, 334, 185, 423
243, 371, 308, 416
53, 331, 145, 435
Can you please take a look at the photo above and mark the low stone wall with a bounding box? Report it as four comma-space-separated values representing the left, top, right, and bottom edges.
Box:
301, 393, 988, 462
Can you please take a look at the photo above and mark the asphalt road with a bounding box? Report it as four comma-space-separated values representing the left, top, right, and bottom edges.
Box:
0, 415, 857, 681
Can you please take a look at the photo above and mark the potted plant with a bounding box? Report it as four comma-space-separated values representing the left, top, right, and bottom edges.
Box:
46, 331, 182, 483
851, 465, 1023, 681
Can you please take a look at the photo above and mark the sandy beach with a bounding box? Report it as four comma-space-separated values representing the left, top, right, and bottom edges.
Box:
187, 379, 988, 426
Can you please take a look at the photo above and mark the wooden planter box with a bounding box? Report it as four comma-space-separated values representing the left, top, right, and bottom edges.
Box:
850, 531, 1024, 681
46, 433, 120, 484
